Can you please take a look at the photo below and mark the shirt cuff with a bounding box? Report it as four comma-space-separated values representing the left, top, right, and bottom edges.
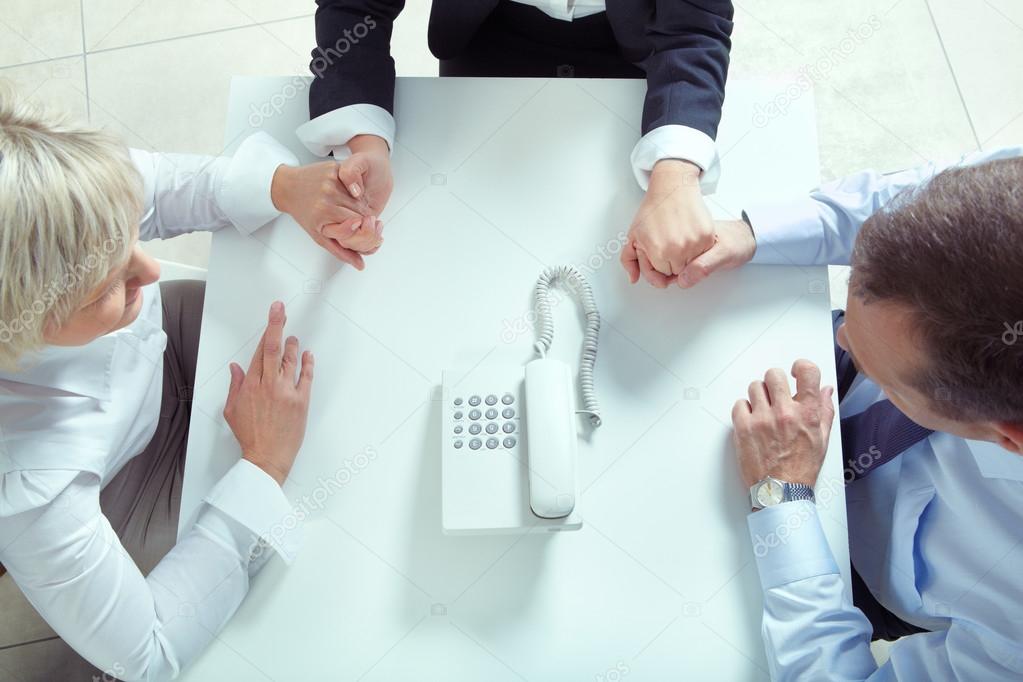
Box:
745, 196, 827, 265
747, 500, 839, 591
216, 131, 299, 234
296, 104, 395, 159
201, 459, 302, 564
630, 124, 719, 193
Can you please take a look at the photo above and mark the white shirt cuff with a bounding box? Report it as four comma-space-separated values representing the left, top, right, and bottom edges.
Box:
216, 131, 299, 234
296, 104, 395, 159
630, 124, 720, 193
747, 501, 839, 590
201, 459, 303, 564
746, 196, 827, 265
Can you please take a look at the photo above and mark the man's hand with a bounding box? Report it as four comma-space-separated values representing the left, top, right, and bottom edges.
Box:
340, 134, 393, 220
621, 160, 714, 288
677, 219, 757, 288
731, 360, 836, 490
271, 161, 377, 270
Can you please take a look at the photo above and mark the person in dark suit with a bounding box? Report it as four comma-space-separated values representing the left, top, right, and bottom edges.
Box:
297, 0, 734, 286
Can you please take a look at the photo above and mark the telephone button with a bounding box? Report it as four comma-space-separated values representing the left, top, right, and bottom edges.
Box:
485, 395, 498, 405
453, 397, 463, 406
502, 408, 515, 418
502, 422, 515, 433
454, 440, 464, 449
485, 423, 498, 434
469, 438, 482, 450
469, 409, 481, 420
503, 437, 516, 448
468, 395, 482, 406
485, 408, 498, 419
486, 438, 499, 449
454, 425, 463, 434
469, 423, 482, 435
501, 394, 514, 405
454, 411, 463, 420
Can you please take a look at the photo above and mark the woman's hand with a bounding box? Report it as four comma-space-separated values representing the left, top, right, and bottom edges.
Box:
223, 301, 314, 486
621, 160, 715, 288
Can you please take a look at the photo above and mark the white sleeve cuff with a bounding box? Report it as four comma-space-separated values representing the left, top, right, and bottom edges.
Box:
296, 104, 396, 159
747, 501, 839, 590
201, 459, 303, 564
746, 196, 828, 265
216, 131, 299, 234
630, 125, 720, 193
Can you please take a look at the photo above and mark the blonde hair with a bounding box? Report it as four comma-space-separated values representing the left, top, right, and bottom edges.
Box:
0, 83, 140, 369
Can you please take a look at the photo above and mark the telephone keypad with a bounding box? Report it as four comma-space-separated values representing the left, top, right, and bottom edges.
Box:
449, 390, 521, 453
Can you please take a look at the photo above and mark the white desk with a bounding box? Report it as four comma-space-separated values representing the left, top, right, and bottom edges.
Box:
179, 76, 846, 681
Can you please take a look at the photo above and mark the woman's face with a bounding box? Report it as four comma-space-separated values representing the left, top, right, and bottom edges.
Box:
45, 242, 161, 347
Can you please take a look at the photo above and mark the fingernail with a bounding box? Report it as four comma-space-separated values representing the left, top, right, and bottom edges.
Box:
271, 301, 283, 314
349, 183, 362, 198
375, 219, 384, 236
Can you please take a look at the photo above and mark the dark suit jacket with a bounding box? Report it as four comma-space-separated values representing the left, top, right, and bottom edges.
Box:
309, 0, 733, 141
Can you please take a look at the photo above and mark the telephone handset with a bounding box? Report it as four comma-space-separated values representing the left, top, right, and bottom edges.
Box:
523, 266, 602, 518
441, 266, 602, 534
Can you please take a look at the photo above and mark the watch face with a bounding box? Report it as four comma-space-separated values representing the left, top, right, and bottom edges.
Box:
756, 479, 784, 507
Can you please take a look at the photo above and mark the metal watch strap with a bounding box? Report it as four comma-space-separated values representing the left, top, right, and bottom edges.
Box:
784, 482, 815, 503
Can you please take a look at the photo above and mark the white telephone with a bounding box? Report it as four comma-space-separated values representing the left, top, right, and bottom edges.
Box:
441, 266, 602, 534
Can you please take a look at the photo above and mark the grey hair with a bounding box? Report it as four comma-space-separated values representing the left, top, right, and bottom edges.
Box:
0, 82, 140, 369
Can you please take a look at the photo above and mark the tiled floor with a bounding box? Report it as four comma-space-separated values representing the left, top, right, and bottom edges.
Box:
0, 0, 1020, 678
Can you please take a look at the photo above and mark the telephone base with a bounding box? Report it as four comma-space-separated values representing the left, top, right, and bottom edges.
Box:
440, 367, 583, 535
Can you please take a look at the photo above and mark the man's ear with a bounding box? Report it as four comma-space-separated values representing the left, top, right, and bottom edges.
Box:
992, 421, 1023, 454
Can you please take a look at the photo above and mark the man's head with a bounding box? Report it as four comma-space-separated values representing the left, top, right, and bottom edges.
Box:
840, 156, 1023, 453
0, 86, 160, 370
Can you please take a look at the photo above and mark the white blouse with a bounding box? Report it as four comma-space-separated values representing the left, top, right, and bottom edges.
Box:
0, 132, 304, 681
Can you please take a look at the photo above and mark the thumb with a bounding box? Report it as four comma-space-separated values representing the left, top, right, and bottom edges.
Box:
226, 362, 244, 407
336, 156, 370, 199
677, 240, 732, 289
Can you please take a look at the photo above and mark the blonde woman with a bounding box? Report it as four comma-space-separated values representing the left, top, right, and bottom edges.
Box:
0, 89, 376, 680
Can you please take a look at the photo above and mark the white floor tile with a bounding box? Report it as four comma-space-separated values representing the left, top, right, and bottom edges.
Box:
927, 0, 1023, 149
86, 17, 314, 155
83, 0, 311, 52
730, 0, 977, 180
0, 56, 88, 120
0, 0, 82, 68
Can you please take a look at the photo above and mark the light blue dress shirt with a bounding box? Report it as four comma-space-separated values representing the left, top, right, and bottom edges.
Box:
739, 146, 1023, 680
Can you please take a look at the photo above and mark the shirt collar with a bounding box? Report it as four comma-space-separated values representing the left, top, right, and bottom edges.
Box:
0, 335, 117, 401
966, 438, 1023, 482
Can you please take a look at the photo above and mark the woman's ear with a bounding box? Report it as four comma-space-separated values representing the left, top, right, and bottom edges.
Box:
993, 421, 1023, 454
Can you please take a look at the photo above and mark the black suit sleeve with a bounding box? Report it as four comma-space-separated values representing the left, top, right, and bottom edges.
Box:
640, 0, 733, 139
308, 0, 405, 120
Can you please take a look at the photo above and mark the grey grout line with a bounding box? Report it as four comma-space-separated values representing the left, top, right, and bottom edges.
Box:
0, 12, 314, 74
84, 12, 315, 58
0, 635, 61, 653
79, 0, 91, 120
923, 0, 982, 150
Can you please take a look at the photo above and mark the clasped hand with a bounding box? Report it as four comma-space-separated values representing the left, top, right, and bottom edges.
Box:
271, 135, 393, 270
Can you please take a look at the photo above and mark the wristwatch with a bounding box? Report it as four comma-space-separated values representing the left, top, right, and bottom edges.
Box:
749, 476, 815, 510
